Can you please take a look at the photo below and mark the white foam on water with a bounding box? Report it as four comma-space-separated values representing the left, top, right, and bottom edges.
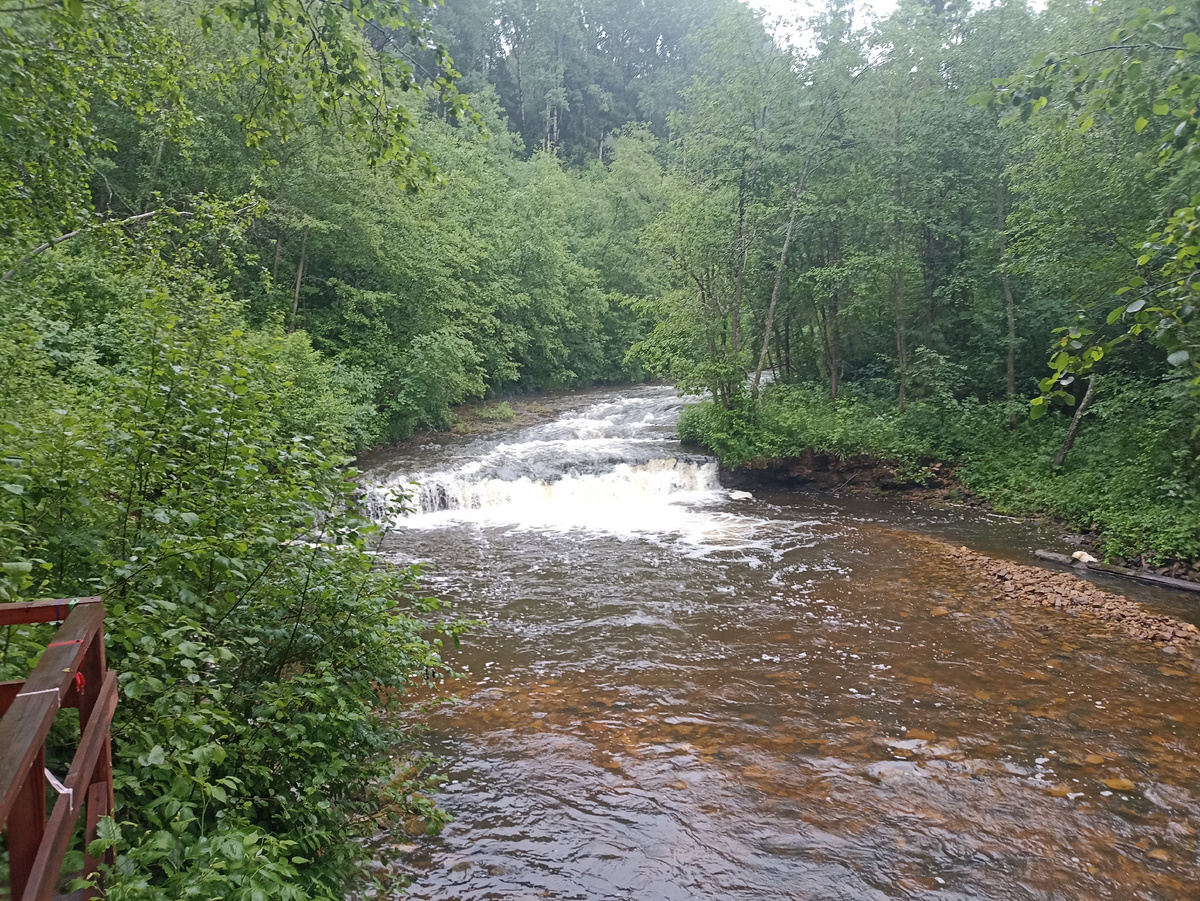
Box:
387, 458, 738, 538
362, 386, 814, 551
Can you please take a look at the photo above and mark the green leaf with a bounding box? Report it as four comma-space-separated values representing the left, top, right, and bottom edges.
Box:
146, 745, 166, 766
64, 0, 83, 18
1167, 349, 1190, 366
1154, 102, 1169, 116
1126, 299, 1146, 313
1135, 117, 1149, 132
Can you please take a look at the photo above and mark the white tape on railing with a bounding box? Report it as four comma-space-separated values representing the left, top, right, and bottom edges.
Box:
44, 767, 74, 812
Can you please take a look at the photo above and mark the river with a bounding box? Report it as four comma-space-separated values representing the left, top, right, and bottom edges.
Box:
359, 384, 1200, 901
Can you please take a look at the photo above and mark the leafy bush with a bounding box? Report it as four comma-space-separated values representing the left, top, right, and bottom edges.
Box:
475, 401, 516, 422
0, 220, 463, 899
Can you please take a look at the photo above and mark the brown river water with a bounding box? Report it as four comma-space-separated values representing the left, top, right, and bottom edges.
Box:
359, 385, 1200, 901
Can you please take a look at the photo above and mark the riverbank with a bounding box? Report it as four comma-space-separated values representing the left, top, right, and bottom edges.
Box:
715, 451, 1200, 587
940, 542, 1200, 655
679, 382, 1200, 575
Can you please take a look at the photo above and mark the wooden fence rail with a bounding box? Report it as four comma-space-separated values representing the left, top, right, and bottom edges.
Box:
0, 598, 117, 901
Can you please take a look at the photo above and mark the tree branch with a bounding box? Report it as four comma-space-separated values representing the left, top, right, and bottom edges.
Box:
1, 205, 255, 283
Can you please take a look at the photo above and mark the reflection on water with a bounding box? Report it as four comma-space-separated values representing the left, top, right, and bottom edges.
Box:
361, 385, 1200, 901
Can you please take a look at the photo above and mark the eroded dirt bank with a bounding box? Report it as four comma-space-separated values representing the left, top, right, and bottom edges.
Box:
718, 450, 961, 493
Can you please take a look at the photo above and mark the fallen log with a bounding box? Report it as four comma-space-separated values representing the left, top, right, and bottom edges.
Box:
1034, 550, 1200, 594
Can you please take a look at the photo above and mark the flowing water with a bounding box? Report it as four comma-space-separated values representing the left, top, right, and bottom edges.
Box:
360, 385, 1200, 901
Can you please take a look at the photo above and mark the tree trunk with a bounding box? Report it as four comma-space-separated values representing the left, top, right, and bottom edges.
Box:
773, 315, 787, 383
753, 206, 799, 394
272, 235, 283, 283
922, 226, 937, 342
1053, 376, 1097, 469
829, 230, 842, 402
289, 225, 309, 332
731, 239, 746, 357
997, 171, 1017, 429
816, 309, 832, 385
828, 292, 840, 402
145, 139, 166, 212
515, 49, 525, 133
896, 266, 908, 412
731, 163, 749, 358
783, 314, 792, 379
754, 157, 817, 396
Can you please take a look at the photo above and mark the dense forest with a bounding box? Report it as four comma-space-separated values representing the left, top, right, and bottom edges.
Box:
0, 0, 1197, 896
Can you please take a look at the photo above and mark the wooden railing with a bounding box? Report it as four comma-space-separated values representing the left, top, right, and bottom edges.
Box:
0, 598, 117, 901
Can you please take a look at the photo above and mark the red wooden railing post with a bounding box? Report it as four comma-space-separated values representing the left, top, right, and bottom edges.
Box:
8, 747, 46, 901
81, 623, 115, 897
0, 598, 117, 901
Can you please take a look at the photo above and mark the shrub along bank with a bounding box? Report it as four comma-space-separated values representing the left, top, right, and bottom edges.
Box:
0, 215, 464, 900
679, 381, 1200, 566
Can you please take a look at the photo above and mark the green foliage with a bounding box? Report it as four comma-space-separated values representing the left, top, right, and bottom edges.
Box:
198, 0, 475, 177
4, 13, 660, 449
651, 0, 1196, 566
390, 328, 487, 434
426, 0, 734, 162
0, 0, 470, 268
0, 210, 462, 898
984, 2, 1200, 402
0, 0, 189, 253
0, 2, 692, 888
4, 1, 1200, 892
474, 401, 516, 422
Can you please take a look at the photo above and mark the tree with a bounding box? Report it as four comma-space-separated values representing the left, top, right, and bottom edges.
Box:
982, 2, 1200, 414
0, 0, 470, 274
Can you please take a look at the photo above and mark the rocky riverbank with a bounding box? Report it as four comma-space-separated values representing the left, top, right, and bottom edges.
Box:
943, 543, 1200, 658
